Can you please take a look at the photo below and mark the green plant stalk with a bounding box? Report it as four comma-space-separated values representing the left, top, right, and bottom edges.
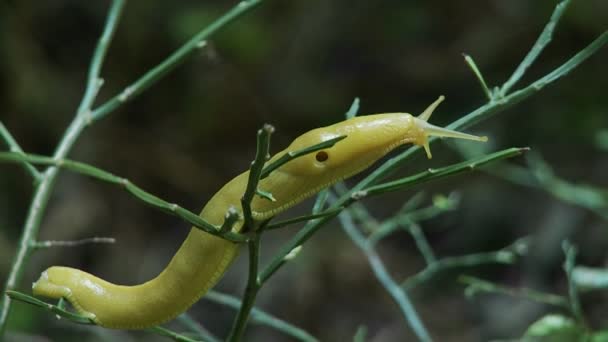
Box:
336, 203, 432, 342
402, 238, 527, 290
0, 152, 246, 243
459, 275, 569, 309
500, 0, 572, 96
242, 125, 274, 230
562, 241, 586, 326
177, 314, 221, 342
0, 121, 41, 182
205, 291, 318, 342
405, 223, 437, 265
227, 232, 263, 342
363, 148, 528, 196
30, 237, 116, 249
0, 0, 125, 335
5, 291, 199, 342
367, 198, 458, 244
91, 0, 267, 122
462, 54, 493, 101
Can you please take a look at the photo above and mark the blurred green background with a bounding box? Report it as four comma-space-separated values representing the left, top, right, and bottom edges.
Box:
0, 0, 607, 341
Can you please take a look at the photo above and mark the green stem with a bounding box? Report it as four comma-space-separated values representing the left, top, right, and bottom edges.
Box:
562, 241, 586, 326
0, 152, 246, 242
402, 238, 528, 290
500, 0, 572, 96
242, 125, 274, 230
459, 275, 569, 309
0, 1, 125, 335
227, 232, 262, 341
177, 314, 221, 342
462, 54, 493, 101
0, 121, 41, 182
337, 204, 432, 342
363, 148, 528, 196
205, 291, 318, 342
5, 291, 200, 342
91, 0, 267, 122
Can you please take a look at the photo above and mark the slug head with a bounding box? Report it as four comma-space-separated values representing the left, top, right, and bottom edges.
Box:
253, 96, 487, 218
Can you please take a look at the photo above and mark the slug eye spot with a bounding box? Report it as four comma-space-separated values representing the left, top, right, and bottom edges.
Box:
315, 151, 329, 162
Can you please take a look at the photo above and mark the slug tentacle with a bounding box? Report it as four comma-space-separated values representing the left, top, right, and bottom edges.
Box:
412, 95, 487, 159
33, 96, 488, 329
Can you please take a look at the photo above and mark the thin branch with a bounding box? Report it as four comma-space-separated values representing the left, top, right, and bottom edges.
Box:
562, 241, 585, 326
0, 152, 246, 243
242, 124, 274, 230
459, 275, 569, 309
205, 291, 318, 342
91, 0, 268, 122
362, 147, 528, 197
500, 0, 572, 96
30, 237, 116, 249
402, 237, 530, 290
336, 201, 432, 342
259, 190, 332, 284
177, 314, 221, 342
0, 121, 41, 182
266, 207, 344, 230
77, 0, 126, 120
367, 195, 459, 245
6, 291, 200, 342
462, 53, 493, 101
405, 223, 437, 265
0, 0, 125, 334
226, 232, 262, 341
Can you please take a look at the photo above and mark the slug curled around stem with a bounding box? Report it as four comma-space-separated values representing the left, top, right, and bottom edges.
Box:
32, 96, 487, 329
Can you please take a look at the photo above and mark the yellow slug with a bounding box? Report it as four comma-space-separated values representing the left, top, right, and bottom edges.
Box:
32, 96, 486, 329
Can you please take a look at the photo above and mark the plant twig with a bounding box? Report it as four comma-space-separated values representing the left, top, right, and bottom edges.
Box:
0, 0, 125, 334
336, 199, 432, 342
562, 241, 585, 326
462, 54, 493, 101
459, 275, 569, 309
0, 121, 41, 182
177, 314, 221, 342
0, 152, 246, 243
30, 237, 116, 249
5, 291, 200, 342
362, 147, 528, 197
266, 206, 344, 230
242, 125, 274, 230
259, 190, 332, 284
402, 237, 530, 290
500, 0, 572, 96
205, 291, 318, 342
226, 232, 263, 341
90, 0, 268, 122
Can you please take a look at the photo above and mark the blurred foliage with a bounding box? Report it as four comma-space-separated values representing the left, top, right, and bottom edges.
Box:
1, 0, 607, 341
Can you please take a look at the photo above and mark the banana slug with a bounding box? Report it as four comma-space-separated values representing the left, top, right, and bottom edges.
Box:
32, 96, 487, 329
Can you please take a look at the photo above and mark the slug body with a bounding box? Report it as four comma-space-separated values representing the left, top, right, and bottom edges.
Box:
32, 97, 486, 329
